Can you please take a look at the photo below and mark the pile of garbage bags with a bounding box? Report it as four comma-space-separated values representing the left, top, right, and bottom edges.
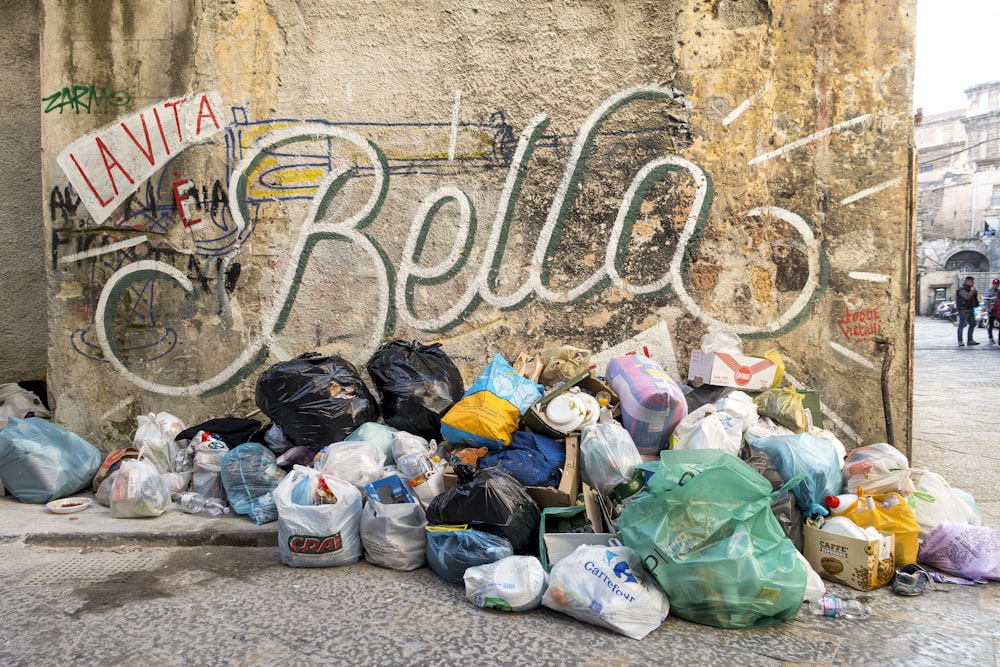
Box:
1, 334, 997, 641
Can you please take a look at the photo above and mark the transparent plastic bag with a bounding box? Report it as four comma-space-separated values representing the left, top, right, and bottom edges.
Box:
842, 442, 914, 495
753, 388, 809, 434
133, 412, 184, 475
110, 458, 171, 518
0, 417, 101, 503
579, 422, 642, 495
221, 443, 285, 524
909, 471, 978, 538
751, 433, 843, 516
620, 449, 807, 629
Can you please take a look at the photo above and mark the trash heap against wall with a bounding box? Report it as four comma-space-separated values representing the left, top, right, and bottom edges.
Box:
1, 337, 995, 637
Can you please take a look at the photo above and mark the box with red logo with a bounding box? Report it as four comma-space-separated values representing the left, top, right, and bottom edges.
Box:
686, 349, 776, 391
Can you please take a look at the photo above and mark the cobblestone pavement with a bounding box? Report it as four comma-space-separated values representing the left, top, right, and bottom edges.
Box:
0, 317, 996, 666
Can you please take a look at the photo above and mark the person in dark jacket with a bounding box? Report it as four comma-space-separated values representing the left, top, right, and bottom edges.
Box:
956, 276, 980, 346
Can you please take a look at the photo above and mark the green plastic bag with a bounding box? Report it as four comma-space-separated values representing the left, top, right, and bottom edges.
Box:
620, 449, 807, 629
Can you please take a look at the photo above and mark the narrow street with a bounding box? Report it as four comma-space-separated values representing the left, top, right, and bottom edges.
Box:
0, 317, 997, 667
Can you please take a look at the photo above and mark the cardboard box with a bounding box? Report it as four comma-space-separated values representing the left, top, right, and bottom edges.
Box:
538, 483, 618, 571
803, 523, 896, 591
687, 349, 777, 391
442, 435, 580, 509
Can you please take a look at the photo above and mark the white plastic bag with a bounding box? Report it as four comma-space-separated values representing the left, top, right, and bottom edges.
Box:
192, 433, 229, 500
541, 544, 669, 640
669, 405, 742, 456
713, 391, 758, 433
274, 466, 362, 567
110, 458, 171, 518
391, 431, 432, 462
843, 442, 914, 495
0, 383, 50, 429
743, 416, 794, 444
579, 422, 643, 495
361, 491, 427, 571
910, 471, 977, 538
133, 412, 184, 474
700, 325, 742, 354
464, 555, 548, 612
315, 440, 384, 489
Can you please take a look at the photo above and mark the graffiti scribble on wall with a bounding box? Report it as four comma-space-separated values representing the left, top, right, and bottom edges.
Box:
43, 85, 131, 115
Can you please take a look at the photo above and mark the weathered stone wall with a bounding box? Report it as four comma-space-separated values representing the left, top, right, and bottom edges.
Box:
40, 0, 917, 452
0, 0, 47, 385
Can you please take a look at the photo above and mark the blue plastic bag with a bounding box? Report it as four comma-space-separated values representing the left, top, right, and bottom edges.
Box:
425, 526, 514, 584
0, 417, 101, 503
221, 443, 285, 524
751, 433, 843, 516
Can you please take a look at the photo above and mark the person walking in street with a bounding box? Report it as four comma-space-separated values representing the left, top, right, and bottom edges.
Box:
956, 276, 980, 346
985, 278, 1000, 344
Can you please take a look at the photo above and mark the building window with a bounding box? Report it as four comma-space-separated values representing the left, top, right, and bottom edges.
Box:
992, 185, 1000, 208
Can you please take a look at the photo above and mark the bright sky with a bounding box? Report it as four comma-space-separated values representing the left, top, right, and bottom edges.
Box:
914, 0, 1000, 114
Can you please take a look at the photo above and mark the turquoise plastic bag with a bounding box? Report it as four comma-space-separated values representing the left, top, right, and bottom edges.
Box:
0, 417, 101, 503
620, 448, 807, 629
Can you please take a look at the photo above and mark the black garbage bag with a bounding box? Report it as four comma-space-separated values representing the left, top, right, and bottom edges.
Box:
175, 417, 263, 447
426, 465, 540, 553
367, 340, 465, 441
255, 353, 379, 452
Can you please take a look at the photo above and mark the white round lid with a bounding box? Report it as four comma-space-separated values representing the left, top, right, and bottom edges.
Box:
545, 394, 586, 431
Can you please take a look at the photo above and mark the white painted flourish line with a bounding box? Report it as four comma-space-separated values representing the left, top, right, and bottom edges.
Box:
748, 114, 871, 165
840, 177, 902, 205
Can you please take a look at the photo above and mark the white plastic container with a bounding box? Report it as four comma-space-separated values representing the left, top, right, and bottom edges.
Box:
825, 494, 859, 515
820, 515, 868, 540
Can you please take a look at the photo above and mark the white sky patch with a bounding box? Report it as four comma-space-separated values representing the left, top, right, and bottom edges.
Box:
448, 89, 461, 161
58, 235, 148, 264
848, 271, 891, 283
829, 341, 876, 369
747, 114, 870, 166
840, 177, 903, 205
722, 81, 774, 126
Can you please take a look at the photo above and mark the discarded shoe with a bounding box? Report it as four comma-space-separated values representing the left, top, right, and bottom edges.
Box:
892, 564, 929, 596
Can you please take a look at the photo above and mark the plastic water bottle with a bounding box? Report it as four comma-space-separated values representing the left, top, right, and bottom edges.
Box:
179, 492, 229, 516
808, 596, 871, 620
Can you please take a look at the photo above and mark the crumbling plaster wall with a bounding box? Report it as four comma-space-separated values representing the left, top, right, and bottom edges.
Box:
41, 0, 916, 451
1, 0, 47, 385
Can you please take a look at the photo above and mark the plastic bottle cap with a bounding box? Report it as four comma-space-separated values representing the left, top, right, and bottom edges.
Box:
826, 495, 841, 508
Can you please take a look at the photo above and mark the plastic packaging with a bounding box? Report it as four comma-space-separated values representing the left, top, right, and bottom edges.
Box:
541, 544, 669, 640
314, 440, 384, 489
920, 522, 1000, 581
619, 448, 807, 629
807, 596, 872, 620
825, 494, 859, 515
255, 352, 379, 452
440, 354, 543, 449
110, 458, 172, 518
178, 491, 230, 516
273, 465, 363, 567
464, 555, 548, 612
752, 433, 843, 516
426, 466, 540, 553
0, 417, 101, 504
605, 354, 688, 458
842, 442, 914, 495
220, 443, 284, 524
579, 422, 642, 495
367, 340, 465, 441
753, 387, 809, 433
820, 516, 869, 540
425, 526, 514, 585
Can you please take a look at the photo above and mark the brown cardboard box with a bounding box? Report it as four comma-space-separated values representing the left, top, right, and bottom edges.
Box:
443, 435, 580, 508
521, 374, 618, 439
803, 523, 896, 591
538, 483, 617, 570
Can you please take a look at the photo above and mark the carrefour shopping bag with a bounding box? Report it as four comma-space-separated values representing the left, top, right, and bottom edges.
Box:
620, 449, 807, 628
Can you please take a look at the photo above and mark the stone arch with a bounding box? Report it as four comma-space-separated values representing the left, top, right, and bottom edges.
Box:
944, 250, 990, 272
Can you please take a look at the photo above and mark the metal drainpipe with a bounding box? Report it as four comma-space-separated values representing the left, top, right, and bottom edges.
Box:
875, 336, 894, 449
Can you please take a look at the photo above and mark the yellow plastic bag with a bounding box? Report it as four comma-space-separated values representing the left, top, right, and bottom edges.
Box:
753, 387, 808, 433
840, 487, 919, 567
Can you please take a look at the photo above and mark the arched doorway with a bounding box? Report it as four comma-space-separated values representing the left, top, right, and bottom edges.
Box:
945, 250, 990, 273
